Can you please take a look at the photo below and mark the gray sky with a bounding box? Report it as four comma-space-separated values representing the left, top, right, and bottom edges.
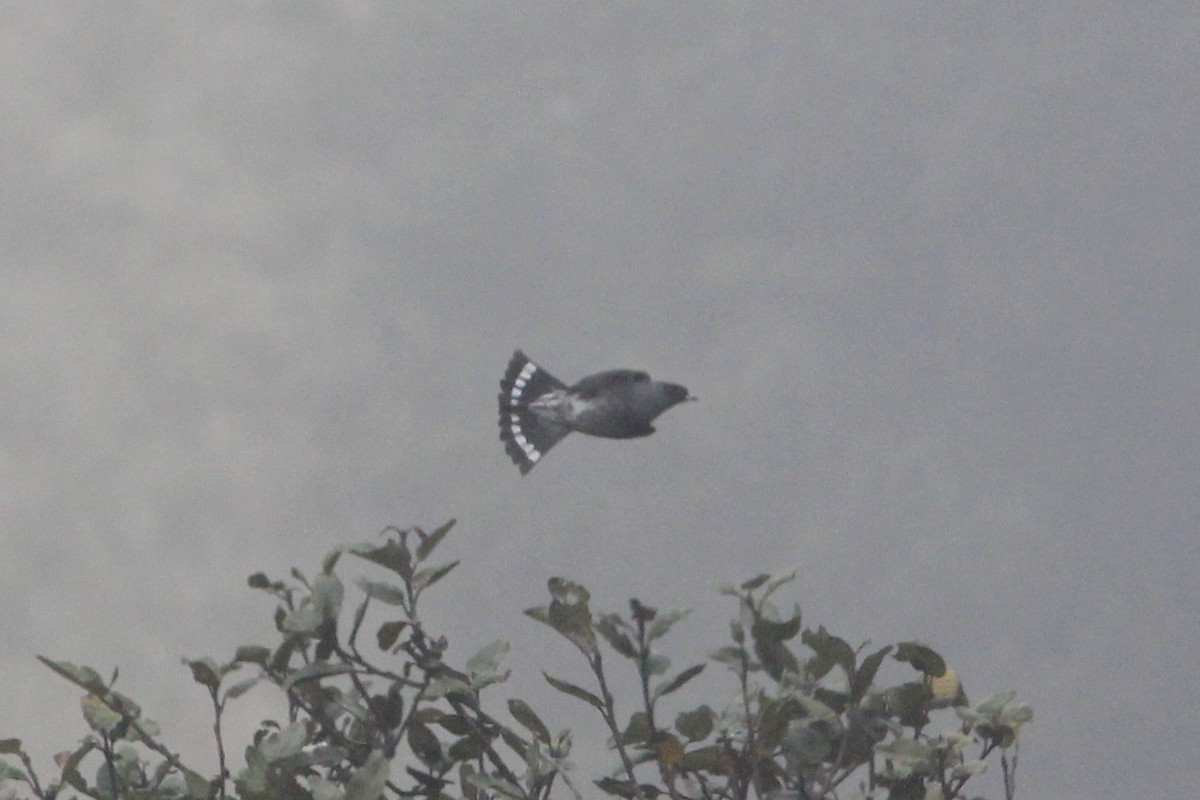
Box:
2, 4, 1198, 798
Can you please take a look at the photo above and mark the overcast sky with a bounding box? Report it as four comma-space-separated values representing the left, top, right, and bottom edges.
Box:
2, 4, 1198, 799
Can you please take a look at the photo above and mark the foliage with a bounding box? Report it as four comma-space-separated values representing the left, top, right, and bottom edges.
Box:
0, 521, 1030, 800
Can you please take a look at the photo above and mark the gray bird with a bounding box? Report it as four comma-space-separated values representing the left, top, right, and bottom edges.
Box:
498, 350, 695, 474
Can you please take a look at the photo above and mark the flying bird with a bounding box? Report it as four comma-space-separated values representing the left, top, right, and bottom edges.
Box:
498, 350, 695, 474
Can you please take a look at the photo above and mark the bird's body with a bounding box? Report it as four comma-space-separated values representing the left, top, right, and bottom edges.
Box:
498, 351, 693, 474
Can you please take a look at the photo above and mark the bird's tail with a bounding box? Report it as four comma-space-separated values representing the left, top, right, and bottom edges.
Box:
498, 351, 572, 474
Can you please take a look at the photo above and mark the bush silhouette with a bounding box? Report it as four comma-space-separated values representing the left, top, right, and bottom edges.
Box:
0, 520, 1030, 800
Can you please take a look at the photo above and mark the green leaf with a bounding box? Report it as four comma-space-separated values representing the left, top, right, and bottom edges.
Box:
647, 608, 691, 641
283, 662, 354, 691
247, 572, 271, 590
675, 706, 714, 742
184, 657, 221, 691
874, 737, 934, 764
356, 578, 408, 606
975, 690, 1018, 716
466, 639, 510, 675
0, 739, 23, 755
412, 560, 460, 592
344, 750, 390, 800
709, 645, 747, 669
952, 759, 987, 778
312, 574, 344, 622
81, 693, 132, 735
257, 721, 310, 762
542, 672, 603, 711
416, 518, 455, 561
37, 657, 107, 693
234, 645, 271, 666
508, 699, 551, 744
0, 761, 27, 782
1001, 703, 1033, 726
894, 642, 946, 678
376, 620, 407, 650
321, 548, 343, 575
424, 674, 472, 700
784, 719, 835, 765
653, 663, 705, 700
223, 675, 261, 700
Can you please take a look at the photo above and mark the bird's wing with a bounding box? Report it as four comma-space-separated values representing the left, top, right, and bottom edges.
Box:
570, 369, 649, 399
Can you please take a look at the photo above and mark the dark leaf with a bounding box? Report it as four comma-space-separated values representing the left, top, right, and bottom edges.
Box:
407, 720, 443, 767
851, 645, 893, 702
802, 626, 856, 679
447, 736, 484, 762
376, 620, 407, 651
886, 682, 933, 728
542, 672, 603, 711
185, 658, 221, 691
498, 726, 529, 759
619, 711, 652, 746
741, 573, 771, 591
677, 745, 721, 773
436, 714, 471, 736
508, 699, 551, 744
755, 637, 799, 681
757, 697, 804, 752
416, 519, 455, 561
629, 599, 656, 623
675, 706, 714, 742
596, 614, 639, 660
547, 577, 590, 605
653, 663, 706, 700
247, 572, 271, 590
595, 777, 662, 798
348, 540, 413, 581
750, 611, 802, 643
0, 739, 22, 755
269, 635, 303, 673
894, 642, 946, 678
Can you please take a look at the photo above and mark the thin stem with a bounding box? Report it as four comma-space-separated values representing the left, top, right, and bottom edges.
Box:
1002, 742, 1019, 800
209, 688, 228, 800
590, 652, 649, 800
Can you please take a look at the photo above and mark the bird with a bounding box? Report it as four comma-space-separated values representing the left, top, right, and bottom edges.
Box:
498, 350, 695, 474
